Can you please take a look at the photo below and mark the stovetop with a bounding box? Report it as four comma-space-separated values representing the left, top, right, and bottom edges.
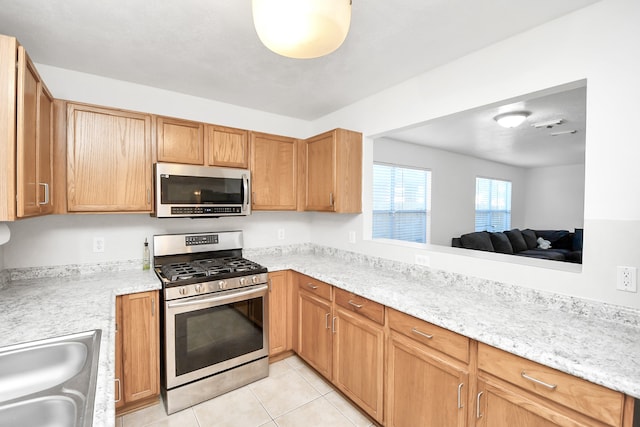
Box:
159, 256, 267, 285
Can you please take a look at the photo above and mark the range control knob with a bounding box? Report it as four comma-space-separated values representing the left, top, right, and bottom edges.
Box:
252, 276, 259, 284
195, 284, 203, 293
239, 277, 246, 286
218, 280, 227, 290
178, 287, 188, 296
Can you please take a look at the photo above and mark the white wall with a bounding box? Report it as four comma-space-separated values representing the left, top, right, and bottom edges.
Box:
374, 138, 527, 245
310, 0, 640, 308
524, 164, 585, 230
3, 212, 313, 269
3, 0, 640, 310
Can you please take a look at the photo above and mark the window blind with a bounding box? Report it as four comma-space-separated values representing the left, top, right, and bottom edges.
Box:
475, 177, 512, 232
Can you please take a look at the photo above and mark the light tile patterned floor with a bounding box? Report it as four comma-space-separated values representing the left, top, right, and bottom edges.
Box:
116, 355, 377, 427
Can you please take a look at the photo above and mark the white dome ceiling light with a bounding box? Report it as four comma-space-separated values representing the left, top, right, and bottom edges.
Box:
493, 111, 531, 128
252, 0, 352, 59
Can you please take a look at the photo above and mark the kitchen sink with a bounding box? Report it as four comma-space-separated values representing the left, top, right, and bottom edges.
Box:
0, 329, 101, 427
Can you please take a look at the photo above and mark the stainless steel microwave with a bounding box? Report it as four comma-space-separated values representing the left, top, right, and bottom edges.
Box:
154, 163, 251, 218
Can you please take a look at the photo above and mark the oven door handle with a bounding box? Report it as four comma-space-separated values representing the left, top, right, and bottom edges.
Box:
167, 284, 268, 309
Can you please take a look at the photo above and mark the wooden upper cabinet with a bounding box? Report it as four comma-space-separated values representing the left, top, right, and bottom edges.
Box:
1, 36, 53, 220
303, 128, 362, 213
66, 103, 153, 212
250, 132, 297, 210
206, 125, 248, 168
156, 116, 204, 165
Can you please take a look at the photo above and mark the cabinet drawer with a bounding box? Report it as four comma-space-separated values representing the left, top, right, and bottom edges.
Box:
478, 343, 624, 426
297, 274, 332, 301
334, 288, 384, 325
387, 308, 469, 363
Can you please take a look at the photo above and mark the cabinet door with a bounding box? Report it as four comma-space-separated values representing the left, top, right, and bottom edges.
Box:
387, 331, 468, 427
250, 132, 297, 210
206, 125, 248, 168
156, 116, 204, 165
67, 104, 152, 212
115, 296, 124, 409
268, 271, 292, 356
120, 291, 160, 403
304, 132, 335, 211
333, 307, 384, 423
297, 290, 332, 379
15, 47, 38, 217
475, 377, 606, 427
16, 47, 53, 218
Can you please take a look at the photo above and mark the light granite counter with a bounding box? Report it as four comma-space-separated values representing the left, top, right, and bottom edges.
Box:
0, 265, 161, 427
245, 245, 640, 400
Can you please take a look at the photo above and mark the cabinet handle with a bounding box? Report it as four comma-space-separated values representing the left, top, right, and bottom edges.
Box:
348, 300, 363, 309
115, 378, 122, 403
476, 391, 483, 419
329, 192, 334, 206
269, 278, 272, 292
457, 383, 464, 409
332, 316, 337, 334
521, 371, 557, 390
325, 312, 330, 329
411, 327, 433, 339
147, 188, 151, 204
151, 297, 155, 316
39, 183, 49, 205
306, 283, 318, 290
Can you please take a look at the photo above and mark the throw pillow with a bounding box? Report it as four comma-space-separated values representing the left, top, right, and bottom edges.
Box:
504, 229, 528, 253
521, 229, 538, 250
460, 231, 495, 252
490, 232, 514, 254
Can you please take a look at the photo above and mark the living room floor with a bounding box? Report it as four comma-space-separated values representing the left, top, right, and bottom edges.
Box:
116, 355, 378, 427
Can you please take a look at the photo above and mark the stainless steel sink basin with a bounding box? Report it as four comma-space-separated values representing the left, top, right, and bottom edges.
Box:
0, 329, 101, 427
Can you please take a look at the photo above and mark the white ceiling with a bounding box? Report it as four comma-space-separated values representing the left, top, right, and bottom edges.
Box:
0, 0, 600, 121
381, 82, 587, 169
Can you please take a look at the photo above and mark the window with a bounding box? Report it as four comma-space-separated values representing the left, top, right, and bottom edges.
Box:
372, 163, 431, 243
475, 177, 512, 232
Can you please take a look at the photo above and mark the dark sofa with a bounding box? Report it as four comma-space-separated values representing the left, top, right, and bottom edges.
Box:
452, 228, 583, 263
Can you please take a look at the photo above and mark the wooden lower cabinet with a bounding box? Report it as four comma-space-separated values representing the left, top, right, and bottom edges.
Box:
297, 288, 333, 379
115, 291, 160, 414
333, 305, 384, 423
268, 271, 292, 356
387, 330, 469, 427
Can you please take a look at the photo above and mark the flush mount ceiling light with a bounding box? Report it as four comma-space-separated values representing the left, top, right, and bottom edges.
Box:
493, 111, 530, 128
252, 0, 352, 59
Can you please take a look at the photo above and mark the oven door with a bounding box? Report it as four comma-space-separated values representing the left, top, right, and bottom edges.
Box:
164, 284, 269, 389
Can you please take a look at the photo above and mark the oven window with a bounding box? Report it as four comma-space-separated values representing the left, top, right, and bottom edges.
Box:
161, 175, 244, 204
174, 296, 264, 376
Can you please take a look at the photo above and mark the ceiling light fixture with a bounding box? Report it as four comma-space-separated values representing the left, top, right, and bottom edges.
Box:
531, 118, 564, 128
252, 0, 352, 59
493, 111, 530, 128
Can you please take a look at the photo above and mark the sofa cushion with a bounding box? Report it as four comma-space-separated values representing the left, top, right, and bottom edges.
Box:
521, 229, 538, 250
573, 228, 584, 251
535, 230, 572, 249
460, 231, 494, 252
517, 249, 566, 261
489, 232, 514, 254
504, 229, 528, 252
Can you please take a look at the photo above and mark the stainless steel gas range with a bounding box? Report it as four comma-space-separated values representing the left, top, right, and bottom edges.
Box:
153, 231, 269, 414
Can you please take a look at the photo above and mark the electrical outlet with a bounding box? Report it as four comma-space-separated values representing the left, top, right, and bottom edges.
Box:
277, 229, 285, 240
616, 266, 637, 292
415, 254, 430, 266
348, 231, 356, 243
93, 237, 105, 253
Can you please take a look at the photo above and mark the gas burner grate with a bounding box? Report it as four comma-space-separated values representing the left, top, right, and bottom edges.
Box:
161, 262, 208, 282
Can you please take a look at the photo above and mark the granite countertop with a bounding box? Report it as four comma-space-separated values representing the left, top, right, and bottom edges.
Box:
1, 244, 639, 427
245, 246, 640, 400
0, 267, 161, 427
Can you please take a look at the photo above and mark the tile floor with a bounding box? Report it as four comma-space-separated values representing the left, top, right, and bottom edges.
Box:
116, 355, 378, 427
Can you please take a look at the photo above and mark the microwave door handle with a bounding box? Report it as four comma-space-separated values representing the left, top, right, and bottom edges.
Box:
243, 174, 249, 211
